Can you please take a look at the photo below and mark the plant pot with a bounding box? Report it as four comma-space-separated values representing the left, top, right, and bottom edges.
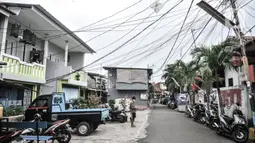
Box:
4, 115, 25, 122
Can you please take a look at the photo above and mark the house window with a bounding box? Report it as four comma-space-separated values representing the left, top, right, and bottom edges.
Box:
228, 78, 233, 87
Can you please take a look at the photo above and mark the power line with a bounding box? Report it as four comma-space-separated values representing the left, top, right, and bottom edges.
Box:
76, 0, 143, 31
180, 17, 213, 61
85, 5, 198, 30
88, 5, 215, 70
0, 8, 197, 53
153, 0, 225, 75
156, 0, 194, 72
49, 5, 152, 42
45, 0, 184, 83
166, 9, 202, 63
112, 4, 188, 66
98, 13, 200, 68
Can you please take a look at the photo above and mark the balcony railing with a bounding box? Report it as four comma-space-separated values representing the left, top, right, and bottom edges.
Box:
0, 53, 45, 80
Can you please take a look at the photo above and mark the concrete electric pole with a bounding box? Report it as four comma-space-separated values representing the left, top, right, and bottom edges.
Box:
197, 0, 253, 124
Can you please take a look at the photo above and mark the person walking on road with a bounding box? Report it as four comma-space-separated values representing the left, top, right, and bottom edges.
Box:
130, 96, 137, 127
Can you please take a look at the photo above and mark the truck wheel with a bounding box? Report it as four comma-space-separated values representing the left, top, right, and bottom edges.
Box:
77, 122, 90, 136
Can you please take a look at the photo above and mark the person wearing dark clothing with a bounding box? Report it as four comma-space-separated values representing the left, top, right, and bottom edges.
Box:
130, 96, 137, 127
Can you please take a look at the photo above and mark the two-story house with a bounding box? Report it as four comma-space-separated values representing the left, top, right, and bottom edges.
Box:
103, 66, 153, 106
224, 36, 255, 87
87, 72, 107, 103
0, 2, 95, 107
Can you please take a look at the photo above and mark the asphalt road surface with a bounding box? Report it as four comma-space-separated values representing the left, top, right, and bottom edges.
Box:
138, 104, 234, 143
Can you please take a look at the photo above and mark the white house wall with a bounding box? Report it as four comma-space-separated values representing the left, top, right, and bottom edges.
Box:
48, 41, 65, 63
224, 68, 241, 87
68, 52, 85, 70
40, 80, 57, 95
5, 23, 44, 63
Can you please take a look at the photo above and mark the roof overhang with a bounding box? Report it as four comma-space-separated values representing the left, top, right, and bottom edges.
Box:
103, 66, 153, 76
0, 5, 16, 17
88, 72, 106, 78
1, 2, 95, 53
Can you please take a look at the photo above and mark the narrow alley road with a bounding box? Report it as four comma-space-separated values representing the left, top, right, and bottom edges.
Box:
138, 104, 234, 143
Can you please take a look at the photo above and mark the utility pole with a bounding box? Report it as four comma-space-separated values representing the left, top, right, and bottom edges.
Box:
197, 0, 253, 120
191, 29, 197, 48
229, 0, 252, 123
230, 0, 250, 83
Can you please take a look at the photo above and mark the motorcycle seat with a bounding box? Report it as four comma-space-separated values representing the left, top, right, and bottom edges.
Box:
222, 115, 234, 124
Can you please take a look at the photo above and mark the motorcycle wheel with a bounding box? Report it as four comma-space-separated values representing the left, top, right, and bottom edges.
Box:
216, 128, 222, 135
119, 115, 127, 123
197, 114, 206, 124
232, 126, 248, 143
56, 129, 72, 143
208, 122, 217, 130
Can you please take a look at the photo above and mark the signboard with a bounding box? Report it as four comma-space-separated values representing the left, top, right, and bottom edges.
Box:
140, 93, 148, 101
117, 69, 148, 84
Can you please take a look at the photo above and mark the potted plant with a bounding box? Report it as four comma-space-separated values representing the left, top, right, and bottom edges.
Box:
75, 73, 81, 81
3, 106, 25, 122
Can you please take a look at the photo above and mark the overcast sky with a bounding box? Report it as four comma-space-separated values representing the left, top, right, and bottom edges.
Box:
3, 0, 255, 82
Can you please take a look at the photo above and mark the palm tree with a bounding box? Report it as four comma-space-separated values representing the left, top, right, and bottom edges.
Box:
190, 41, 235, 113
175, 60, 200, 93
190, 41, 234, 94
162, 60, 200, 94
162, 63, 180, 93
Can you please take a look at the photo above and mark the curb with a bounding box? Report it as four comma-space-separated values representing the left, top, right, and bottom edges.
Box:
137, 107, 150, 111
135, 110, 151, 140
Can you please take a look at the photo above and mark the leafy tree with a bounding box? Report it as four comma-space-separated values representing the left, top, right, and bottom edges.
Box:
190, 41, 234, 95
162, 60, 199, 94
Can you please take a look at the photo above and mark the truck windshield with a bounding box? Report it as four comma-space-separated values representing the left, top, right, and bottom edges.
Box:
31, 96, 49, 107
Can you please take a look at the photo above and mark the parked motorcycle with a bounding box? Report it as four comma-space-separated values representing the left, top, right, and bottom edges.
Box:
215, 103, 248, 143
205, 103, 219, 130
167, 100, 177, 109
22, 113, 71, 143
106, 109, 128, 123
193, 103, 206, 124
0, 130, 23, 143
185, 103, 199, 118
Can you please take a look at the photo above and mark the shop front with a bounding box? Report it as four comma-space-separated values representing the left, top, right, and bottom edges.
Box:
0, 80, 38, 108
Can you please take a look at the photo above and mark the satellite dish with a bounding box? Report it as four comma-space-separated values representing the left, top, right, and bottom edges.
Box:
150, 1, 164, 13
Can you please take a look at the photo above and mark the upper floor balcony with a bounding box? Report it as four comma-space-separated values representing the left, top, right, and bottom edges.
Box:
0, 2, 95, 84
0, 53, 45, 83
46, 59, 87, 87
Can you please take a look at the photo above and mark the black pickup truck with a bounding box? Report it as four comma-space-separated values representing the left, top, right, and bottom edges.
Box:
24, 92, 109, 136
